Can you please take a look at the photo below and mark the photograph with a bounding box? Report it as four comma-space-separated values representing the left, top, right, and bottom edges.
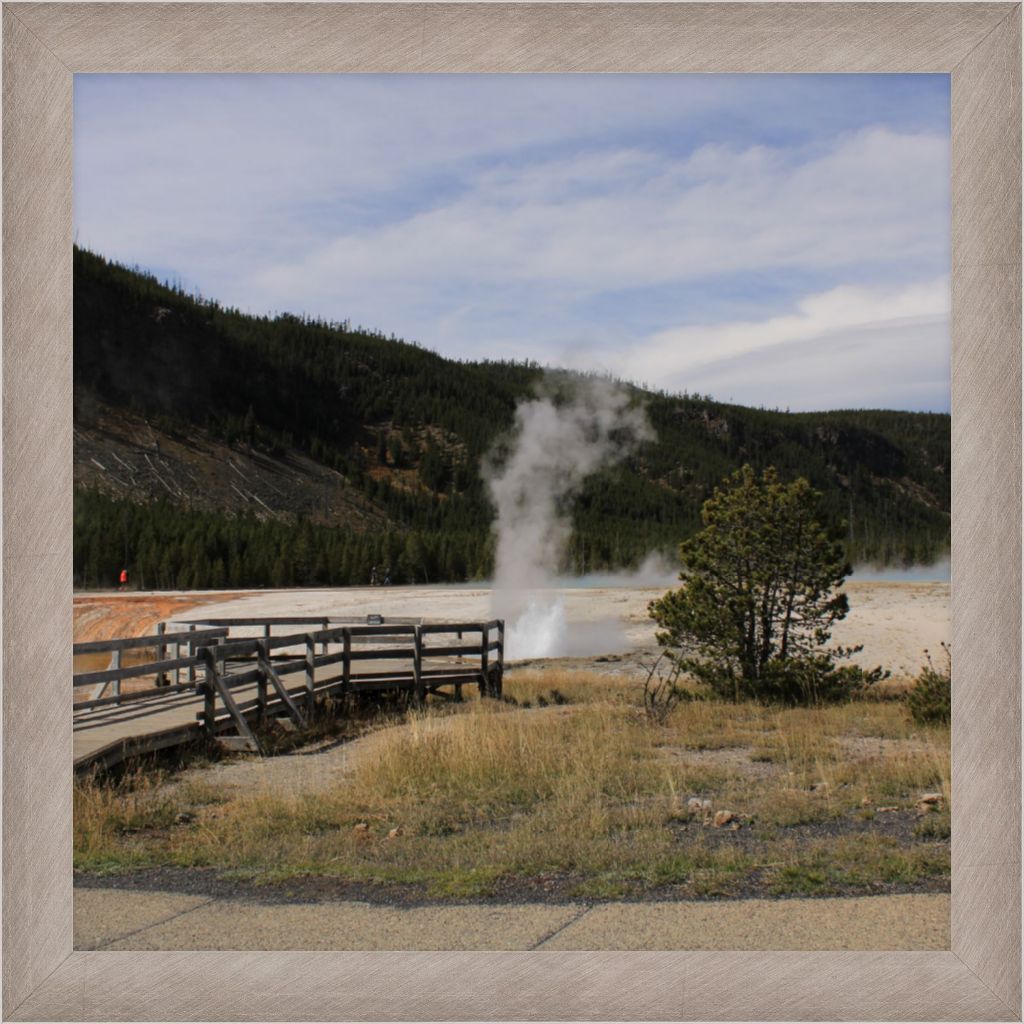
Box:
71, 72, 952, 953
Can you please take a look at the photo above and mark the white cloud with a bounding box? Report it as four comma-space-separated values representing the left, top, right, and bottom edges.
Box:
599, 277, 950, 411
618, 277, 948, 377
248, 127, 948, 319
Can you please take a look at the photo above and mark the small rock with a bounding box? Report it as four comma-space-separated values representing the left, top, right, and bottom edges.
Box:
175, 812, 195, 825
919, 792, 943, 805
387, 826, 403, 840
728, 822, 742, 831
713, 810, 735, 828
687, 797, 704, 815
353, 822, 370, 835
701, 799, 713, 813
876, 806, 899, 813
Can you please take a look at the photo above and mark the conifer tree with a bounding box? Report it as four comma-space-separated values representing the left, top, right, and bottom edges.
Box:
649, 466, 883, 705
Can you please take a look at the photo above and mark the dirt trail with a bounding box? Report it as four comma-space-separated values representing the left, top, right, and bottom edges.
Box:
168, 728, 390, 797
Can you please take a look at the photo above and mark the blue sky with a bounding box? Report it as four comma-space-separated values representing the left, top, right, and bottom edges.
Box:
74, 74, 950, 411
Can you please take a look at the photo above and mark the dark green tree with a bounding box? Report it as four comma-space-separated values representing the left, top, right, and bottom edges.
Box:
649, 465, 882, 705
388, 435, 405, 468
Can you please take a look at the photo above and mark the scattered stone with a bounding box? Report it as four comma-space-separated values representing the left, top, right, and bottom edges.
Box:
919, 792, 943, 805
387, 826, 404, 840
175, 812, 195, 825
728, 822, 742, 831
687, 797, 704, 816
353, 822, 370, 835
713, 810, 735, 828
876, 806, 899, 813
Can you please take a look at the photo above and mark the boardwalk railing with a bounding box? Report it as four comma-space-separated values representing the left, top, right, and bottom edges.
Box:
73, 626, 229, 706
73, 618, 505, 768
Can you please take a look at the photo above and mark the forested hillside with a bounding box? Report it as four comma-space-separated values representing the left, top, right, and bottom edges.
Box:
73, 247, 950, 590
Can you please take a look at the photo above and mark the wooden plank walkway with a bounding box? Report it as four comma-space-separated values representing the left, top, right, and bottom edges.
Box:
74, 661, 338, 769
73, 618, 504, 772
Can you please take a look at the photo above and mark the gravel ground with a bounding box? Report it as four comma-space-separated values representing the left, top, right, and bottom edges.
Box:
75, 861, 950, 908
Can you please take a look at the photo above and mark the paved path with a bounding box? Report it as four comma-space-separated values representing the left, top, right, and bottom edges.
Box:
75, 889, 949, 951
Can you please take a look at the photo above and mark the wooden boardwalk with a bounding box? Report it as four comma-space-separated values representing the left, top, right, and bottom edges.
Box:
73, 617, 504, 772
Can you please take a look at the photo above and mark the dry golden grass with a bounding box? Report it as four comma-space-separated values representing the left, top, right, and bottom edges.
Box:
74, 669, 950, 897
502, 668, 632, 706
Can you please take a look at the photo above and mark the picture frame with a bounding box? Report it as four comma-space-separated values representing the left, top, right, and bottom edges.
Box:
2, 2, 1020, 1019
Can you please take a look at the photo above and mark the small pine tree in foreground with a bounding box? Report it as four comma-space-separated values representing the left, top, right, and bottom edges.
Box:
649, 465, 885, 705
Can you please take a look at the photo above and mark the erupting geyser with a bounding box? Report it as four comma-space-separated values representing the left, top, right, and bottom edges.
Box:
485, 377, 653, 659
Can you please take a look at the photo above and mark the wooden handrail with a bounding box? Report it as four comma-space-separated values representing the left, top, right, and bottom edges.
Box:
73, 654, 200, 688
74, 627, 227, 655
175, 615, 422, 628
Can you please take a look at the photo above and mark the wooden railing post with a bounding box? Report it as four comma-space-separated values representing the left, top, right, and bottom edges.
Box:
201, 648, 216, 736
342, 629, 351, 696
111, 649, 121, 701
256, 640, 269, 726
187, 623, 197, 684
202, 647, 261, 754
480, 625, 490, 697
413, 625, 425, 705
305, 634, 316, 714
321, 619, 329, 656
156, 621, 167, 687
494, 621, 504, 698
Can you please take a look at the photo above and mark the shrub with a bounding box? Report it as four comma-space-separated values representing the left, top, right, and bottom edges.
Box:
907, 644, 951, 724
641, 653, 697, 723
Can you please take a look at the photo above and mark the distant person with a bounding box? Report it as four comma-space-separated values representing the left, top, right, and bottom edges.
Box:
118, 568, 128, 591
383, 566, 392, 585
370, 565, 379, 586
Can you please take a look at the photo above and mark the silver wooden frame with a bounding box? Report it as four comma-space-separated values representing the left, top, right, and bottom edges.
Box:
2, 2, 1020, 1019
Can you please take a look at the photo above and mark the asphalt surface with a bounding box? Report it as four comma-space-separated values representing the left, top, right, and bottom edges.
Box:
75, 888, 949, 951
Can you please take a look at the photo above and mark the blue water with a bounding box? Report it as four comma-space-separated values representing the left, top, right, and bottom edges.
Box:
849, 558, 950, 583
415, 557, 950, 589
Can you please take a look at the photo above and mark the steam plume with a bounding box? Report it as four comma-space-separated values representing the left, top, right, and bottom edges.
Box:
485, 376, 652, 658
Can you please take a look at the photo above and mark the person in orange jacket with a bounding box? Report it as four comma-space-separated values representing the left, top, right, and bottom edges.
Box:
118, 568, 128, 591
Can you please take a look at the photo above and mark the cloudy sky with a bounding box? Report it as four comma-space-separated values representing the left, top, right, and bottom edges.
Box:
74, 74, 950, 412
